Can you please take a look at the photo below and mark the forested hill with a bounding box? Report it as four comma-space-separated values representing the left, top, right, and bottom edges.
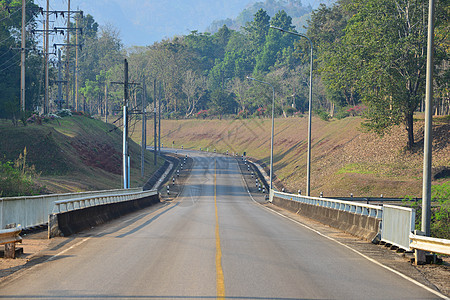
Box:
1, 0, 448, 154
206, 0, 313, 33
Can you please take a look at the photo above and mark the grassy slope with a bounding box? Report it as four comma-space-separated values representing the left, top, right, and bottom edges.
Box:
130, 115, 449, 198
0, 116, 164, 194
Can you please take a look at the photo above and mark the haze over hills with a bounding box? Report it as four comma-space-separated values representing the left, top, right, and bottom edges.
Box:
35, 0, 334, 46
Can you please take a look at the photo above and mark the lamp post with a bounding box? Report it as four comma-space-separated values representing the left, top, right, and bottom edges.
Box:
246, 76, 275, 192
270, 26, 313, 196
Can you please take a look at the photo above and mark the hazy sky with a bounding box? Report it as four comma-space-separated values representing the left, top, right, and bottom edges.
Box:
35, 0, 321, 47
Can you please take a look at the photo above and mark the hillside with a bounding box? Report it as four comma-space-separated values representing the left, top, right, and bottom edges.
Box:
0, 115, 164, 195
206, 0, 313, 33
131, 115, 449, 198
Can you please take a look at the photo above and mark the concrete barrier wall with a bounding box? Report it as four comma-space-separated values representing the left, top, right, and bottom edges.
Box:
49, 194, 160, 238
272, 196, 380, 241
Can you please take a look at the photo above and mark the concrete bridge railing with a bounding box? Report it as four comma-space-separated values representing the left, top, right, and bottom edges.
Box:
0, 187, 143, 230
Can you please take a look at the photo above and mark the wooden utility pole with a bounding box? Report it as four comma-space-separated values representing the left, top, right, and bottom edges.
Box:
44, 0, 49, 114
153, 79, 157, 166
20, 0, 25, 111
104, 83, 108, 123
65, 0, 71, 109
141, 78, 146, 178
75, 11, 79, 111
158, 82, 161, 154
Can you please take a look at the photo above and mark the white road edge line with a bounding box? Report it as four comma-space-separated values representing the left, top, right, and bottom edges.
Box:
48, 202, 172, 262
262, 206, 449, 300
238, 159, 449, 300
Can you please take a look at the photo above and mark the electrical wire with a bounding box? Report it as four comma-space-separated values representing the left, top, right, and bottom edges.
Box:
0, 6, 21, 23
0, 47, 13, 59
0, 51, 20, 67
0, 57, 20, 73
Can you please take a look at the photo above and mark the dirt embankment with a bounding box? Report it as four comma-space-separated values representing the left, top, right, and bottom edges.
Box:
138, 116, 449, 198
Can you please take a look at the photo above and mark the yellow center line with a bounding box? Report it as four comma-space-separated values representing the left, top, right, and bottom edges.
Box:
215, 160, 225, 299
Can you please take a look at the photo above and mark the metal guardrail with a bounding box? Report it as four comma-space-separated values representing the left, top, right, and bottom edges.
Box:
271, 190, 383, 219
0, 225, 22, 246
0, 187, 143, 229
334, 197, 420, 203
410, 233, 450, 256
53, 190, 158, 213
381, 205, 415, 250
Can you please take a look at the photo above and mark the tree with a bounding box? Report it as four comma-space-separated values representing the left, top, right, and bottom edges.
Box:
243, 8, 270, 55
307, 3, 357, 108
330, 0, 448, 149
182, 70, 207, 117
0, 0, 41, 119
255, 10, 296, 73
210, 89, 236, 118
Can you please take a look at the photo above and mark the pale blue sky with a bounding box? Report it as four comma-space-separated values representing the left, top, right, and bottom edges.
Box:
35, 0, 323, 46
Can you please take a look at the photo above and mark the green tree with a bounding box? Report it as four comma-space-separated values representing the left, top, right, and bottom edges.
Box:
0, 0, 41, 119
330, 0, 447, 149
243, 8, 270, 55
210, 88, 236, 118
307, 3, 357, 108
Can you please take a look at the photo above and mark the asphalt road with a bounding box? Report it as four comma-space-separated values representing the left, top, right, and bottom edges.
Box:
0, 151, 443, 299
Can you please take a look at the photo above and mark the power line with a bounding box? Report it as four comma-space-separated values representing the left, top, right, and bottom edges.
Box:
0, 57, 20, 73
0, 51, 20, 67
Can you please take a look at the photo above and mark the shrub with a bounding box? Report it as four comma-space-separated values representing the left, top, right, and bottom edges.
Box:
0, 148, 45, 197
196, 109, 209, 119
346, 105, 366, 116
315, 108, 331, 121
335, 107, 350, 120
57, 109, 72, 117
403, 182, 450, 239
285, 106, 296, 117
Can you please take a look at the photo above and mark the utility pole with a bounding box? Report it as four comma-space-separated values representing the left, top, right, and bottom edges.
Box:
65, 0, 71, 109
44, 0, 49, 114
75, 10, 79, 111
158, 82, 161, 154
20, 0, 26, 111
141, 78, 146, 178
42, 13, 45, 112
57, 49, 63, 109
153, 79, 157, 166
123, 59, 129, 189
105, 83, 108, 123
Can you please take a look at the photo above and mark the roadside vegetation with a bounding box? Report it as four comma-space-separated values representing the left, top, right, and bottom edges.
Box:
0, 148, 46, 197
0, 113, 163, 196
404, 182, 450, 239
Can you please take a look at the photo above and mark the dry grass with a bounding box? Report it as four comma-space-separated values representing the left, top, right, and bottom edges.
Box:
130, 116, 449, 198
0, 116, 164, 194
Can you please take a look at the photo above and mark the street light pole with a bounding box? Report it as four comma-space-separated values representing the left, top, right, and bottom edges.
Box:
247, 76, 275, 192
270, 26, 313, 196
422, 0, 435, 236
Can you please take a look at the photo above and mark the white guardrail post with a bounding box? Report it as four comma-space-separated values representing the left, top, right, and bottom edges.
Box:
410, 233, 450, 258
0, 225, 22, 258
